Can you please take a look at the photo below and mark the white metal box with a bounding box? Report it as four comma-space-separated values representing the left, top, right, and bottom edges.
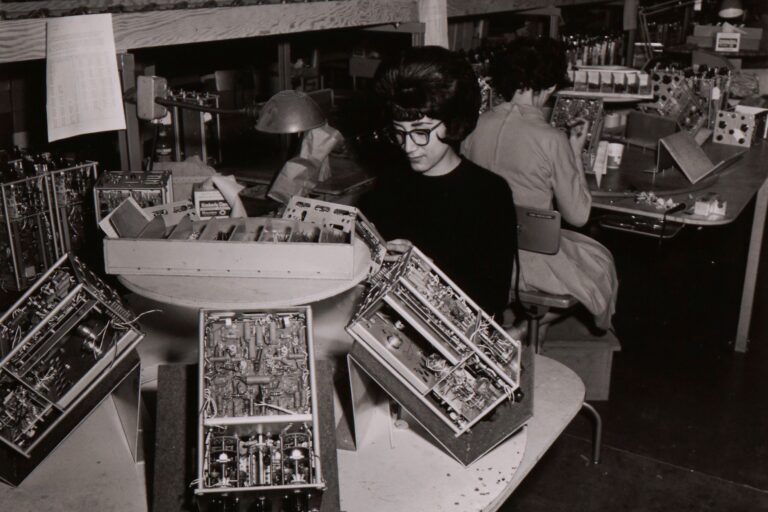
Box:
0, 254, 144, 485
195, 308, 325, 510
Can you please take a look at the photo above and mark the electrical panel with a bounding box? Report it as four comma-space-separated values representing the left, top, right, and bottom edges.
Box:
347, 247, 524, 437
93, 170, 173, 222
196, 308, 325, 511
0, 253, 143, 485
550, 95, 604, 172
0, 160, 98, 291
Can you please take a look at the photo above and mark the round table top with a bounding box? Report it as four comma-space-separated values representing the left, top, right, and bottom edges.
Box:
337, 356, 585, 512
119, 237, 374, 309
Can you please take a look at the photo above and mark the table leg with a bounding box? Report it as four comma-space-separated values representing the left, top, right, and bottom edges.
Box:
735, 178, 768, 352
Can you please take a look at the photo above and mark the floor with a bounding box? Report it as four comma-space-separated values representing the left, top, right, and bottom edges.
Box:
501, 208, 768, 511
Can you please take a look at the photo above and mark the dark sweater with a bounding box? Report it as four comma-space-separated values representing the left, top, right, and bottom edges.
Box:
361, 158, 516, 319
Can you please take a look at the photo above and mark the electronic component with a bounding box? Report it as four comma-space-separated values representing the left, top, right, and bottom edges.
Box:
0, 159, 98, 291
195, 308, 324, 509
93, 170, 173, 222
347, 247, 523, 436
713, 110, 768, 148
550, 96, 604, 172
0, 254, 143, 485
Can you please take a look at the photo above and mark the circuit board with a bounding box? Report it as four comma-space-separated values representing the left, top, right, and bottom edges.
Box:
0, 254, 142, 455
550, 96, 604, 172
197, 308, 324, 505
348, 247, 523, 435
93, 170, 172, 222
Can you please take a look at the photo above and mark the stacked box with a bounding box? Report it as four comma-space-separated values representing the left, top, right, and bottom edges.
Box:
0, 254, 144, 485
195, 308, 325, 511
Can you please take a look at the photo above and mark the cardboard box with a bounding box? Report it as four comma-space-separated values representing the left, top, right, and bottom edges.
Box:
193, 188, 231, 219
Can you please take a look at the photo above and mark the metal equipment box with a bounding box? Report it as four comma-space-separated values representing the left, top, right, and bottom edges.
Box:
93, 170, 173, 222
195, 307, 326, 511
0, 160, 98, 291
0, 254, 144, 485
102, 196, 357, 279
346, 247, 532, 465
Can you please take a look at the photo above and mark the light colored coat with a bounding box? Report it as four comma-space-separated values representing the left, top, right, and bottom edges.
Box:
463, 102, 618, 329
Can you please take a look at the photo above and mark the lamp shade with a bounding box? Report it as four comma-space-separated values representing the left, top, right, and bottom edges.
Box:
718, 0, 744, 19
255, 90, 326, 134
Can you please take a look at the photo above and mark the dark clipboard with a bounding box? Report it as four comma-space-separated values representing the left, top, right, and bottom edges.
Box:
657, 131, 745, 184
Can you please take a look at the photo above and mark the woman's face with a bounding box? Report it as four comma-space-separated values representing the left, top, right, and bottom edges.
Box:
392, 116, 457, 177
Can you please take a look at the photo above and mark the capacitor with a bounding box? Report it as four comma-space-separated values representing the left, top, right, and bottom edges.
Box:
255, 325, 264, 347
269, 323, 277, 344
245, 375, 272, 386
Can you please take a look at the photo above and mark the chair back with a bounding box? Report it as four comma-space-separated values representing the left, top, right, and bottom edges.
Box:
516, 206, 561, 255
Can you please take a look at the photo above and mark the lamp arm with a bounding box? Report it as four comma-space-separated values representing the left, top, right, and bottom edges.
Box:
153, 97, 258, 117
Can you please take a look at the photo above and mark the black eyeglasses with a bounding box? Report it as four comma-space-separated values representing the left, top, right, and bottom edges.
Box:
390, 121, 443, 147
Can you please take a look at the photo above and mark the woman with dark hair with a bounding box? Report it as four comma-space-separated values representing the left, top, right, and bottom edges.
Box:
462, 37, 618, 334
360, 45, 516, 319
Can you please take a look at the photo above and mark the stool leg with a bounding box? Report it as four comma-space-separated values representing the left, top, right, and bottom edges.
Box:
581, 402, 602, 464
528, 317, 540, 354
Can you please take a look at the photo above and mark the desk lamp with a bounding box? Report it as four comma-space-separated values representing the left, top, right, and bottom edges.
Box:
718, 0, 743, 19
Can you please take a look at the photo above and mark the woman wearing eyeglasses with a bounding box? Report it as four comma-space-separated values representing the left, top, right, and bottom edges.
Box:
359, 46, 517, 320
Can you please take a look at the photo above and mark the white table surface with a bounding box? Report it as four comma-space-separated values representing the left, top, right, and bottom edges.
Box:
0, 397, 146, 512
118, 237, 374, 309
338, 355, 585, 512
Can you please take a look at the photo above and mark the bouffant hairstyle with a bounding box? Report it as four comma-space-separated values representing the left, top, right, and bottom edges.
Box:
374, 46, 480, 146
490, 37, 569, 102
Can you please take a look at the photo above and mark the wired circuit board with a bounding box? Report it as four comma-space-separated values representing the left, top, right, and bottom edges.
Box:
196, 308, 325, 509
347, 247, 523, 436
0, 254, 142, 455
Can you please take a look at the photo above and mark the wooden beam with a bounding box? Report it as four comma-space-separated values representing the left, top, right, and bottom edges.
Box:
447, 0, 613, 17
0, 0, 419, 63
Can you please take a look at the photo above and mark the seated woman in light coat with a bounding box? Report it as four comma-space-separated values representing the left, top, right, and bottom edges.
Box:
462, 37, 618, 338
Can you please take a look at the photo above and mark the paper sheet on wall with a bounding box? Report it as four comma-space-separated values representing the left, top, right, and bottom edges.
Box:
46, 14, 126, 142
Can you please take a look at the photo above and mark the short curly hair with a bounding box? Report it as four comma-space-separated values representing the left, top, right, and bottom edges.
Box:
374, 46, 480, 146
490, 37, 569, 102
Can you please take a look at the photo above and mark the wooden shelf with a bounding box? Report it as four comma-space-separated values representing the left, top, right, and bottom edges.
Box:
0, 0, 419, 63
446, 0, 614, 17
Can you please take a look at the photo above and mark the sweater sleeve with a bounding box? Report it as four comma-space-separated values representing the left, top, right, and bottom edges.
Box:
470, 178, 515, 319
549, 130, 592, 227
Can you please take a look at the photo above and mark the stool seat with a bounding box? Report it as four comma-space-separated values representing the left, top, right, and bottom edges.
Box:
518, 289, 578, 310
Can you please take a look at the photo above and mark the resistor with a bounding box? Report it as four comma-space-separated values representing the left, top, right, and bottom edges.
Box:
255, 324, 264, 347
246, 375, 272, 386
268, 323, 277, 344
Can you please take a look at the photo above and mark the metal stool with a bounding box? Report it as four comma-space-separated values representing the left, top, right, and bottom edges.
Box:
515, 206, 604, 464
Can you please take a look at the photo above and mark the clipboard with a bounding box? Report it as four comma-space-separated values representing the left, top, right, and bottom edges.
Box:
657, 131, 745, 184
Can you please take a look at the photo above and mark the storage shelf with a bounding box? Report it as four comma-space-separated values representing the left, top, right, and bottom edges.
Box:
0, 0, 419, 63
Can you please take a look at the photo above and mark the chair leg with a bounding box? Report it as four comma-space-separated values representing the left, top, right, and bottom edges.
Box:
581, 402, 602, 464
528, 316, 541, 354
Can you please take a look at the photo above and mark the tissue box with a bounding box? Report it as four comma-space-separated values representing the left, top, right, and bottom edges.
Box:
193, 188, 231, 219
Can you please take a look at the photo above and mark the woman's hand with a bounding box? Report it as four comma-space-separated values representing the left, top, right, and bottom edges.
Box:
384, 238, 414, 261
568, 118, 590, 154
